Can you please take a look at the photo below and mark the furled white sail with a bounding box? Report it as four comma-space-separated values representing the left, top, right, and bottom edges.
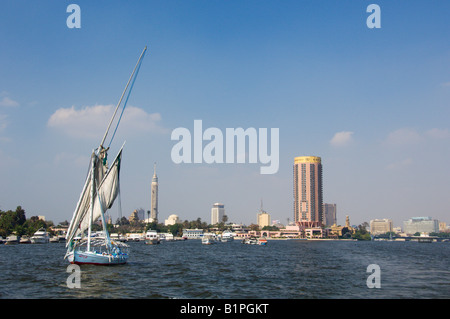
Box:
65, 147, 122, 246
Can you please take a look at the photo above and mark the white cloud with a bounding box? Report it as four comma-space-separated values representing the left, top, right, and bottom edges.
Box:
425, 128, 450, 139
0, 96, 19, 107
0, 114, 7, 131
384, 128, 423, 146
330, 131, 354, 147
47, 104, 167, 140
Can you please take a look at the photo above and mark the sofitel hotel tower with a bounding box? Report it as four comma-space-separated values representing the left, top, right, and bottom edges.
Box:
293, 156, 323, 227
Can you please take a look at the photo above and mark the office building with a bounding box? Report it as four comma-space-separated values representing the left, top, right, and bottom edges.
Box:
211, 203, 225, 225
323, 203, 337, 226
403, 217, 439, 235
370, 219, 393, 235
293, 156, 323, 227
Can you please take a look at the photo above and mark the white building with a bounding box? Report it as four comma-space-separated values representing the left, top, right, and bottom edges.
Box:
165, 214, 180, 226
211, 203, 225, 225
182, 229, 204, 239
403, 217, 439, 235
370, 219, 393, 235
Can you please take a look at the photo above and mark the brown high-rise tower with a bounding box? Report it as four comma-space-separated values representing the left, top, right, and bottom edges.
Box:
293, 156, 323, 227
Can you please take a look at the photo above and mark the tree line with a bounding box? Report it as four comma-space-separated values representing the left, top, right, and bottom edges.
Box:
0, 206, 58, 238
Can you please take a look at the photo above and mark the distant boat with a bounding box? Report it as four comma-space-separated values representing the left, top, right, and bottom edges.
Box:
20, 235, 32, 244
242, 236, 267, 245
5, 235, 19, 245
145, 230, 160, 245
242, 237, 258, 245
202, 234, 216, 245
31, 228, 50, 244
160, 233, 174, 242
64, 47, 147, 266
220, 230, 234, 242
258, 237, 268, 245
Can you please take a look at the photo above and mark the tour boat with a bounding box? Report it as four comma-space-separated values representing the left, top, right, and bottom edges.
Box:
145, 230, 160, 245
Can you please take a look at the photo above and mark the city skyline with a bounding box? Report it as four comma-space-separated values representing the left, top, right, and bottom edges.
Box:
1, 1, 450, 228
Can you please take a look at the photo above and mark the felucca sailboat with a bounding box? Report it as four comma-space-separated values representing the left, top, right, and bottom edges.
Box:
64, 47, 147, 265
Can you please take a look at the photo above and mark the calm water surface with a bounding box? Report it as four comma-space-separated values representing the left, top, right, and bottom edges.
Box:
0, 240, 449, 299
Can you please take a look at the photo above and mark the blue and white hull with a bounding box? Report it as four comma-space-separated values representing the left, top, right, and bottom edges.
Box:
67, 250, 128, 265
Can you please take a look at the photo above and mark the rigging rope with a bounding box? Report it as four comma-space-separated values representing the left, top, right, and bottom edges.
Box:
108, 50, 146, 148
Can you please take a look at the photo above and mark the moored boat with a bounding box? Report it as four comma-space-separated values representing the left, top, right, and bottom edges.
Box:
31, 228, 50, 244
145, 230, 160, 245
20, 235, 32, 244
220, 230, 234, 242
5, 235, 19, 245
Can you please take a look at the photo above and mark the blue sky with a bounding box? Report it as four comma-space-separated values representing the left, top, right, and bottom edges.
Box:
1, 1, 450, 228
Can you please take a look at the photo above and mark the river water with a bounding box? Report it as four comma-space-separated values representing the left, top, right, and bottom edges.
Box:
0, 239, 449, 299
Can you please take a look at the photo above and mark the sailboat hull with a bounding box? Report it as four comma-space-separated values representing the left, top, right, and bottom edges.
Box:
68, 251, 128, 265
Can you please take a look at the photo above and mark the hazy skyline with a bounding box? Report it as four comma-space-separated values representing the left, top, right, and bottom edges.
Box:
1, 1, 450, 228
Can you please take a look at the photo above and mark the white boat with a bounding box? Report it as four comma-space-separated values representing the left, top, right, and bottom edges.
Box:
5, 235, 19, 245
31, 228, 50, 244
127, 233, 143, 242
202, 234, 216, 245
50, 236, 60, 243
220, 230, 234, 242
242, 237, 258, 245
160, 233, 174, 241
145, 230, 160, 245
64, 47, 147, 266
20, 235, 32, 244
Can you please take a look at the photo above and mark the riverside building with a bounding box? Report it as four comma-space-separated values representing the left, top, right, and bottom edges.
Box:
370, 219, 393, 235
322, 203, 337, 226
403, 217, 439, 235
211, 203, 225, 225
293, 156, 323, 227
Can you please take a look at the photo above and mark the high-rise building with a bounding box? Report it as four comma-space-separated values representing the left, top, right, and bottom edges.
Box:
293, 156, 323, 227
150, 163, 158, 223
211, 203, 225, 225
323, 203, 337, 226
403, 217, 439, 235
257, 201, 271, 228
370, 219, 393, 235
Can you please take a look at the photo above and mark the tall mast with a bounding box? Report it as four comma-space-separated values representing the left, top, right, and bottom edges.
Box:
100, 46, 147, 149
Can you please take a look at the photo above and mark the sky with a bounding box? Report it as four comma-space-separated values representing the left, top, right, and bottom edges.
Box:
1, 1, 450, 228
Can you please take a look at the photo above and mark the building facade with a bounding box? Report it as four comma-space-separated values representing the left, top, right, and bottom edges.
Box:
369, 219, 393, 235
293, 156, 323, 227
211, 203, 225, 225
322, 203, 337, 226
403, 217, 439, 235
164, 214, 180, 226
257, 212, 271, 229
